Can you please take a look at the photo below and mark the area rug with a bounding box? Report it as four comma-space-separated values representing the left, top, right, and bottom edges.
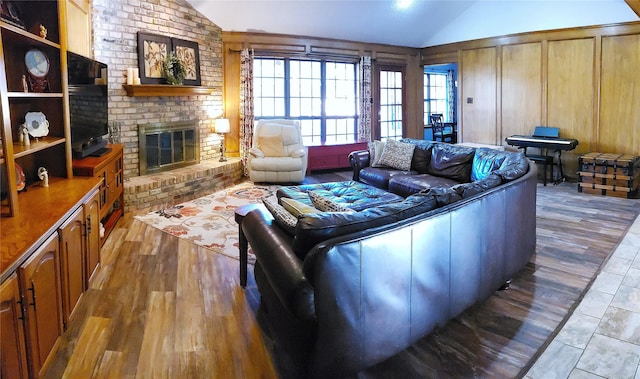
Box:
134, 181, 279, 263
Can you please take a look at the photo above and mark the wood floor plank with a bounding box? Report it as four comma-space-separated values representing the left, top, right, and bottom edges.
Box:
61, 317, 111, 378
135, 291, 175, 379
93, 350, 126, 379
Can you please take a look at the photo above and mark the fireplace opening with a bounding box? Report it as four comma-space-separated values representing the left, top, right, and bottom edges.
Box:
138, 120, 200, 175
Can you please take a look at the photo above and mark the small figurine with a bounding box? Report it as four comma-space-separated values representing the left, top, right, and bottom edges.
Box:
38, 167, 49, 187
22, 126, 30, 146
39, 24, 47, 39
21, 75, 28, 92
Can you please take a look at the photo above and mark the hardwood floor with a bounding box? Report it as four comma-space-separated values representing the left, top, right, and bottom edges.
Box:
42, 172, 640, 379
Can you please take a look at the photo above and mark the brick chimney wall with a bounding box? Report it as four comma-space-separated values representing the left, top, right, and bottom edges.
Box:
91, 0, 224, 179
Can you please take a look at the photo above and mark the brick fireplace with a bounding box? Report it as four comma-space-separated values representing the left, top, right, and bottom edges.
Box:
91, 0, 244, 211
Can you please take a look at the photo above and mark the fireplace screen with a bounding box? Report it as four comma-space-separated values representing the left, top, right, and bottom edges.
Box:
138, 121, 200, 175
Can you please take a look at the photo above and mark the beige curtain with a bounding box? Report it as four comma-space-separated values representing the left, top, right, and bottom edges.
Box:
358, 56, 372, 141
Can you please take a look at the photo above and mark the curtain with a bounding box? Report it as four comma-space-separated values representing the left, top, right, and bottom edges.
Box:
447, 69, 455, 123
240, 48, 254, 176
358, 56, 372, 142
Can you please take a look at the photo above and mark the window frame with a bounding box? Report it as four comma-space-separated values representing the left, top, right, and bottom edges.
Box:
253, 57, 359, 146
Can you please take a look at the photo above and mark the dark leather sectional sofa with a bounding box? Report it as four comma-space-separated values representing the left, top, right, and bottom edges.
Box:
239, 139, 538, 377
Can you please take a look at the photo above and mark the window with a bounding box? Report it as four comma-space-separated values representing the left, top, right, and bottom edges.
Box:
424, 72, 448, 123
253, 58, 358, 145
379, 68, 404, 141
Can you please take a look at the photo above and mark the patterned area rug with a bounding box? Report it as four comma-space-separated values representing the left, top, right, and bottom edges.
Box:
134, 181, 278, 263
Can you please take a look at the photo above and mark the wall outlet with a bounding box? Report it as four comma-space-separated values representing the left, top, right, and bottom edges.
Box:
467, 97, 473, 104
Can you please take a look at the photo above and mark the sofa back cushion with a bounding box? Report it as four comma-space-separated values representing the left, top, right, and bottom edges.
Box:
411, 146, 432, 173
426, 144, 475, 182
493, 151, 529, 182
471, 148, 508, 181
292, 193, 439, 258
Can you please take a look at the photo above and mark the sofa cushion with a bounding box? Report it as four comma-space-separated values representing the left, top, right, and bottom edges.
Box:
258, 135, 285, 157
388, 173, 461, 198
308, 191, 355, 213
377, 139, 416, 171
292, 193, 439, 258
411, 146, 432, 174
427, 143, 475, 182
280, 197, 320, 217
471, 148, 508, 182
451, 174, 503, 198
369, 140, 387, 167
493, 151, 529, 182
263, 197, 297, 235
359, 167, 416, 190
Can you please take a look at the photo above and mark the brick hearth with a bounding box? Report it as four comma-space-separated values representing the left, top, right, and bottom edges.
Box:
124, 158, 243, 213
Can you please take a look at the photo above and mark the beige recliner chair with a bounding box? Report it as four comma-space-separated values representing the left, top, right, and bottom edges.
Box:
248, 119, 308, 183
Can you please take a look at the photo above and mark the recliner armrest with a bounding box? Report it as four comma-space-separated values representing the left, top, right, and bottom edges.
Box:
249, 147, 265, 158
348, 149, 370, 182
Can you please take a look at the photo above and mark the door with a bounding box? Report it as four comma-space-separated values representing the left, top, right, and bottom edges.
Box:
18, 232, 64, 377
0, 274, 28, 379
375, 65, 405, 141
84, 189, 101, 285
58, 207, 86, 322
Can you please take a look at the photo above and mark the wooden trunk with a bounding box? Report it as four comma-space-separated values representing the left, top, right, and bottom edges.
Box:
578, 152, 640, 198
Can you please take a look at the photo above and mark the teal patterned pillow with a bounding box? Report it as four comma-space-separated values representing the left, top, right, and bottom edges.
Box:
262, 197, 297, 234
377, 139, 416, 171
308, 191, 355, 213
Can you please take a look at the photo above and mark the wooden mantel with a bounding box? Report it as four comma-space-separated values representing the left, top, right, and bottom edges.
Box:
122, 84, 215, 97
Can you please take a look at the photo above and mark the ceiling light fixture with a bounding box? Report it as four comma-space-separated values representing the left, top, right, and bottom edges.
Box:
396, 0, 413, 9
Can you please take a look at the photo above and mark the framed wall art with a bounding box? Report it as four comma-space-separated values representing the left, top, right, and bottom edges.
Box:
171, 38, 201, 86
137, 32, 171, 84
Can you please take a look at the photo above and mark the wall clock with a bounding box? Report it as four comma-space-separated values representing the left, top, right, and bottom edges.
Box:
24, 48, 50, 92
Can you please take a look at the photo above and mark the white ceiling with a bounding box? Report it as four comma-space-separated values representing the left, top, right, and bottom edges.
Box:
185, 0, 639, 48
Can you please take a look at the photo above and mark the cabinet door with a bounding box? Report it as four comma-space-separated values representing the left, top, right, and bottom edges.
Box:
58, 207, 86, 323
0, 274, 28, 379
84, 189, 101, 285
66, 0, 92, 56
18, 232, 64, 377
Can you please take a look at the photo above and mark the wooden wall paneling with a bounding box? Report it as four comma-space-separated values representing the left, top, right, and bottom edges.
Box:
599, 34, 640, 155
500, 42, 542, 142
461, 47, 498, 145
547, 38, 596, 177
223, 44, 242, 156
626, 0, 640, 17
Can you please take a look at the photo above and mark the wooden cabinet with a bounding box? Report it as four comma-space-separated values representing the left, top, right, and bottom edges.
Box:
18, 232, 64, 378
58, 207, 85, 323
0, 0, 72, 217
84, 189, 101, 284
73, 144, 124, 244
0, 274, 28, 379
65, 0, 91, 56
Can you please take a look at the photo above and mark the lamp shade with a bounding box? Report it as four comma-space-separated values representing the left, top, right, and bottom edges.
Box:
215, 118, 230, 134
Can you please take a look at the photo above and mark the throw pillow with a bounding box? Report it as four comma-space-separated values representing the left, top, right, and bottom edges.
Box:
262, 197, 297, 235
258, 135, 285, 157
280, 197, 320, 217
308, 191, 355, 213
369, 140, 387, 167
377, 139, 416, 171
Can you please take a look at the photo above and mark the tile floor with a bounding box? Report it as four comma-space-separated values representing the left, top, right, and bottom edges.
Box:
526, 214, 640, 379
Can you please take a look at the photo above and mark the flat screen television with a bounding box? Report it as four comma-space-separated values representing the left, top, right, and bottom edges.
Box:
67, 51, 110, 158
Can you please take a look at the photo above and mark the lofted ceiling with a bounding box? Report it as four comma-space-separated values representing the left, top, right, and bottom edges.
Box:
185, 0, 640, 48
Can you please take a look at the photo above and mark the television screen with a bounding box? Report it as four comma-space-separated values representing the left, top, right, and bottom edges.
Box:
67, 52, 109, 155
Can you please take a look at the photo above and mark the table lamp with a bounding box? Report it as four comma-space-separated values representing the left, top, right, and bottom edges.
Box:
215, 118, 230, 162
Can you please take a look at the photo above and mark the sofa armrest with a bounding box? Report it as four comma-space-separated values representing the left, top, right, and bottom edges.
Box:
241, 208, 316, 321
348, 149, 371, 182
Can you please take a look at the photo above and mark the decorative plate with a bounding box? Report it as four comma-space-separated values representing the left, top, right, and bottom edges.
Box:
24, 111, 49, 138
15, 163, 25, 191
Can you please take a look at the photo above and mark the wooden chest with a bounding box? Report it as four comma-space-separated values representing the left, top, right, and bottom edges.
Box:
578, 152, 640, 198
